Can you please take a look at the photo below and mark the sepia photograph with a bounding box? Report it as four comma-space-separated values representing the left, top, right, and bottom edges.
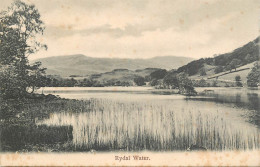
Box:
0, 0, 259, 166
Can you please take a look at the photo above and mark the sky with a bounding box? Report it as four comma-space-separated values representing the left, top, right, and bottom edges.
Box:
1, 0, 260, 60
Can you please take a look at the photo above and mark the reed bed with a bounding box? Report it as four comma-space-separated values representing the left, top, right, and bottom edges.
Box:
37, 98, 260, 151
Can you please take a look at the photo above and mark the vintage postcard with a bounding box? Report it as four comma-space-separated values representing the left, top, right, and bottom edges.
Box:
0, 0, 259, 166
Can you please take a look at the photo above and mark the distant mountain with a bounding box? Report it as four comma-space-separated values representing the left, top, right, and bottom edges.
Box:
33, 55, 194, 77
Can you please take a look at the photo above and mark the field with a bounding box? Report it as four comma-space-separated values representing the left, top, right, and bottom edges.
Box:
191, 62, 256, 80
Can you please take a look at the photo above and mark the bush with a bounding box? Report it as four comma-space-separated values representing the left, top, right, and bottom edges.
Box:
199, 68, 206, 76
211, 80, 218, 87
247, 62, 260, 87
0, 124, 72, 151
214, 66, 223, 74
134, 76, 145, 86
150, 79, 159, 86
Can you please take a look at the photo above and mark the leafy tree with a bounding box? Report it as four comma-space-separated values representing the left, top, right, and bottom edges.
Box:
214, 66, 223, 74
27, 62, 46, 93
134, 76, 145, 86
0, 0, 47, 97
150, 79, 159, 86
149, 69, 167, 80
247, 62, 260, 87
197, 79, 207, 87
226, 64, 232, 72
229, 59, 241, 71
199, 68, 206, 76
235, 75, 241, 82
0, 64, 21, 98
177, 73, 197, 95
235, 75, 242, 87
163, 72, 178, 89
245, 54, 255, 63
177, 58, 205, 76
151, 71, 197, 95
80, 78, 93, 87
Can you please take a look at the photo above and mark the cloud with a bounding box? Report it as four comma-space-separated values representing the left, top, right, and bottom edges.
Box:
36, 10, 257, 61
0, 0, 259, 60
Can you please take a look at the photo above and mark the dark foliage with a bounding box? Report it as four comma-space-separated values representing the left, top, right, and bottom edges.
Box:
214, 66, 224, 74
0, 0, 47, 98
149, 69, 167, 80
0, 124, 72, 151
134, 76, 146, 86
162, 71, 178, 89
247, 62, 260, 87
177, 58, 205, 76
199, 68, 206, 76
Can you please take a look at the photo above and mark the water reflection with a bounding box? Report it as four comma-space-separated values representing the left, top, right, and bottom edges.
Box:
187, 88, 260, 128
40, 87, 260, 128
247, 93, 259, 110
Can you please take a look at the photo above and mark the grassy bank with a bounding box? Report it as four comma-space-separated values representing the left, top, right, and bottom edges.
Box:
0, 94, 75, 152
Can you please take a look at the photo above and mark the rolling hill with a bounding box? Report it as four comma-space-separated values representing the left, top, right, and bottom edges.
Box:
90, 68, 160, 83
32, 55, 194, 77
177, 36, 259, 77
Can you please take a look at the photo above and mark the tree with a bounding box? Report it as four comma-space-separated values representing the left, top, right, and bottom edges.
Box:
177, 73, 197, 95
226, 64, 232, 72
150, 69, 167, 80
163, 72, 178, 89
229, 59, 241, 71
150, 71, 197, 95
235, 75, 241, 82
0, 0, 47, 97
27, 61, 47, 93
199, 68, 206, 76
150, 79, 159, 86
214, 66, 223, 74
134, 76, 145, 86
197, 79, 207, 87
245, 54, 255, 63
247, 62, 260, 87
0, 64, 21, 98
235, 75, 242, 87
177, 58, 205, 76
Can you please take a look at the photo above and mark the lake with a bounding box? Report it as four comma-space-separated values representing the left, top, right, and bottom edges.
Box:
34, 87, 260, 151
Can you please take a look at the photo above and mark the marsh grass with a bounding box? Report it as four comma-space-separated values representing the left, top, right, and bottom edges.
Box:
37, 98, 260, 151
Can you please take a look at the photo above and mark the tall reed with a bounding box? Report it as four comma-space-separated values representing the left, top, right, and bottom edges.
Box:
37, 98, 260, 151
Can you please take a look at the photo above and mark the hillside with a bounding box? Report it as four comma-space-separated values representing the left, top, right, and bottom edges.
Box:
190, 62, 257, 86
33, 55, 193, 77
177, 36, 259, 77
90, 68, 160, 83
